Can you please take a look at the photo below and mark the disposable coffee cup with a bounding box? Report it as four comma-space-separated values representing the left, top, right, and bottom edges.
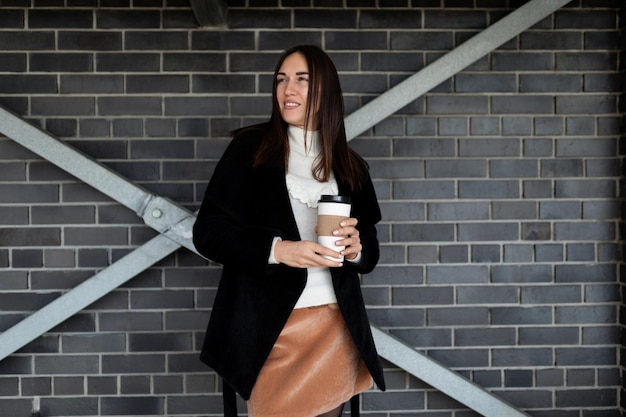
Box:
317, 195, 351, 262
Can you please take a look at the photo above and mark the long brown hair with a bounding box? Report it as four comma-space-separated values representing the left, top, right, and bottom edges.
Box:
252, 45, 368, 191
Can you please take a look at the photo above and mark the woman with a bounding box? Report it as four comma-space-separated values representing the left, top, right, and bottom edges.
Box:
193, 45, 385, 417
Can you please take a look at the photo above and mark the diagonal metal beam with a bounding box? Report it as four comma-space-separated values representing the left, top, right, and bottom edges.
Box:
345, 0, 572, 140
0, 105, 198, 253
0, 234, 181, 361
0, 1, 569, 414
371, 328, 531, 416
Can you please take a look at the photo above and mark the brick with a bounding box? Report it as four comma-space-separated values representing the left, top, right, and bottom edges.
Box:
12, 249, 43, 268
97, 97, 161, 116
394, 138, 454, 157
394, 180, 455, 200
0, 10, 24, 28
0, 74, 57, 94
0, 271, 27, 289
0, 31, 55, 50
429, 347, 489, 368
469, 116, 498, 135
459, 180, 519, 199
393, 223, 454, 243
586, 28, 620, 49
129, 332, 193, 352
492, 95, 553, 114
565, 116, 595, 135
425, 159, 485, 178
566, 243, 595, 262
259, 31, 321, 50
461, 138, 520, 157
439, 246, 468, 265
43, 249, 76, 268
0, 399, 34, 416
365, 266, 423, 287
367, 308, 425, 328
424, 10, 487, 29
428, 265, 489, 284
360, 10, 421, 28
427, 95, 488, 114
582, 201, 619, 220
437, 116, 466, 136
228, 9, 290, 28
29, 10, 92, 28
428, 202, 489, 221
164, 97, 229, 116
363, 391, 425, 412
521, 31, 582, 50
520, 74, 582, 93
456, 74, 516, 93
503, 244, 532, 262
556, 95, 616, 114
22, 376, 52, 396
555, 220, 615, 242
492, 201, 537, 220
455, 327, 515, 347
542, 243, 582, 264
191, 31, 255, 50
362, 52, 423, 71
340, 74, 388, 94
556, 138, 616, 157
163, 52, 226, 72
128, 139, 193, 160
154, 375, 184, 394
102, 354, 165, 374
492, 52, 554, 71
471, 244, 500, 263
534, 117, 564, 136
125, 31, 188, 50
167, 395, 223, 415
99, 312, 163, 331
458, 285, 518, 304
126, 74, 189, 93
120, 375, 151, 394
294, 9, 357, 28
556, 9, 616, 28
101, 396, 163, 415
367, 159, 423, 179
521, 284, 581, 304
192, 74, 255, 93
392, 286, 453, 306
35, 355, 99, 375
96, 10, 160, 28
97, 52, 160, 72
30, 52, 93, 72
325, 31, 388, 50
58, 31, 121, 50
54, 376, 85, 395
0, 227, 61, 247
492, 347, 553, 367
31, 205, 95, 225
360, 286, 390, 306
504, 369, 533, 388
556, 263, 615, 283
391, 31, 451, 51
0, 52, 26, 71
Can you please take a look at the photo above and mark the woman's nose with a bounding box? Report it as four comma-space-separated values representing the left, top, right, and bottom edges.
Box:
284, 80, 297, 95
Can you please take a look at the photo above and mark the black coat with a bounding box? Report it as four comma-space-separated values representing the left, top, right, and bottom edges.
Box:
193, 123, 386, 400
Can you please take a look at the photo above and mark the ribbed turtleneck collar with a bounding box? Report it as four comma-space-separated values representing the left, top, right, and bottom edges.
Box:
288, 125, 321, 157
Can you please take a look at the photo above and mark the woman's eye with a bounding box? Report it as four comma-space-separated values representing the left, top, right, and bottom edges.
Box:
297, 77, 309, 84
277, 78, 287, 84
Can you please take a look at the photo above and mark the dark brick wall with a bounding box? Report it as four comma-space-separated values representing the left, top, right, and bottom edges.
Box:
0, 1, 623, 416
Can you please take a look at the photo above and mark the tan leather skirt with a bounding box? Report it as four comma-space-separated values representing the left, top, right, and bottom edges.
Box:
247, 304, 373, 417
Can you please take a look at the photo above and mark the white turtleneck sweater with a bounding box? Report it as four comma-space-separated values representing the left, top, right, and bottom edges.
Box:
271, 126, 340, 309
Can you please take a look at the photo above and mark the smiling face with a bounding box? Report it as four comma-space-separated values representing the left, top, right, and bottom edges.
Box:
276, 52, 313, 130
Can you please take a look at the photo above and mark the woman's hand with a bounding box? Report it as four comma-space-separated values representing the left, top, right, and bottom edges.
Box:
333, 218, 362, 261
274, 240, 344, 268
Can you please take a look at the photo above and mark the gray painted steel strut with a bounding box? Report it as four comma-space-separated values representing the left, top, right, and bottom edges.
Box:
344, 0, 572, 140
0, 1, 569, 414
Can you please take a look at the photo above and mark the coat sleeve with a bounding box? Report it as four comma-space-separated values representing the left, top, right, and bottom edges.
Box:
342, 169, 382, 275
192, 131, 281, 276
